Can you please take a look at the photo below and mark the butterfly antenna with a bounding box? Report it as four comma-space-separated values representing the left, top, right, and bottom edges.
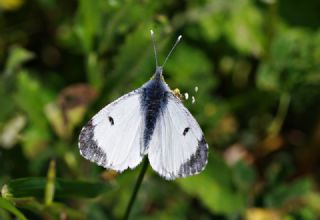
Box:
150, 30, 159, 67
162, 35, 182, 67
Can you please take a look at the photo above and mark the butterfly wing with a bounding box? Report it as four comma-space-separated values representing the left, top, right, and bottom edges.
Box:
147, 92, 208, 180
79, 89, 144, 172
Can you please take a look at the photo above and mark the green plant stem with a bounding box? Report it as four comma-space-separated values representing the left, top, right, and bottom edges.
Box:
44, 160, 56, 206
265, 0, 278, 58
268, 92, 291, 136
123, 158, 149, 220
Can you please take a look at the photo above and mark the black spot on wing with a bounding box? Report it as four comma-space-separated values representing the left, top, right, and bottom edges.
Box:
79, 119, 107, 167
108, 116, 114, 125
183, 127, 190, 136
178, 135, 208, 177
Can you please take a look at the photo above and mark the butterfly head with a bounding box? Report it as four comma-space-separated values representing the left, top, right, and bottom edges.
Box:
154, 66, 163, 80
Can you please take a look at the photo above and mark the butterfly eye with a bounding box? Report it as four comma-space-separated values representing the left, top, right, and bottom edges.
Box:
108, 116, 114, 125
183, 127, 190, 136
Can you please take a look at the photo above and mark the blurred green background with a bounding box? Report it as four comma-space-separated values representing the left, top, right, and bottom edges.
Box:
1, 0, 320, 219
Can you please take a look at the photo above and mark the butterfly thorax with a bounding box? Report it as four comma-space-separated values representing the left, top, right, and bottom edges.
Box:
140, 76, 169, 155
153, 66, 165, 81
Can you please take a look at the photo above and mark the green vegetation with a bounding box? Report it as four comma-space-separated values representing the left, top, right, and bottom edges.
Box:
1, 0, 320, 219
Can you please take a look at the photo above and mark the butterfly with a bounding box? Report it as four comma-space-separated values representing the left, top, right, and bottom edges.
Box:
78, 30, 208, 180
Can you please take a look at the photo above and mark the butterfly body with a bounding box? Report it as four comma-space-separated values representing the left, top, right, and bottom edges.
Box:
140, 67, 169, 154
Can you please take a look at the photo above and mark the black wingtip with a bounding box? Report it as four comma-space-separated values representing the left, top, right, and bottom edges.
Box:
79, 120, 108, 167
177, 135, 208, 177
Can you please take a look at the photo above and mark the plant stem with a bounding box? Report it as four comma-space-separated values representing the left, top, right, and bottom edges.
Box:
268, 92, 291, 136
123, 158, 149, 220
44, 160, 56, 206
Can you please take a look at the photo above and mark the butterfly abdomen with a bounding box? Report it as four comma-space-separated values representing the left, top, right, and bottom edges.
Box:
140, 79, 169, 155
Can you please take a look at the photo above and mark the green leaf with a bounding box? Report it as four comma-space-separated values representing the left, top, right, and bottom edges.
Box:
2, 177, 112, 199
15, 71, 52, 131
5, 197, 85, 220
0, 208, 11, 220
4, 46, 34, 75
14, 71, 53, 157
86, 204, 111, 220
75, 0, 104, 53
86, 52, 104, 90
224, 0, 264, 56
232, 161, 256, 192
196, 10, 224, 42
0, 197, 27, 220
166, 44, 214, 91
177, 154, 246, 215
264, 178, 313, 208
257, 28, 320, 93
97, 0, 162, 53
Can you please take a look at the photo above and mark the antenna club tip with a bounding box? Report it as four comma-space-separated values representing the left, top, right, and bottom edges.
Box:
150, 30, 154, 35
178, 35, 182, 40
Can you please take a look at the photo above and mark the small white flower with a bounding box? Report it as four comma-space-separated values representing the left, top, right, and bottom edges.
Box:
195, 86, 198, 92
192, 96, 195, 104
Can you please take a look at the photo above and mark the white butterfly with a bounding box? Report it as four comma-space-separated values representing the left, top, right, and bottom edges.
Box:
79, 30, 208, 180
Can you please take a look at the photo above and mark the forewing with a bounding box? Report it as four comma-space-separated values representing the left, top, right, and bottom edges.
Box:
79, 89, 144, 172
148, 93, 208, 180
